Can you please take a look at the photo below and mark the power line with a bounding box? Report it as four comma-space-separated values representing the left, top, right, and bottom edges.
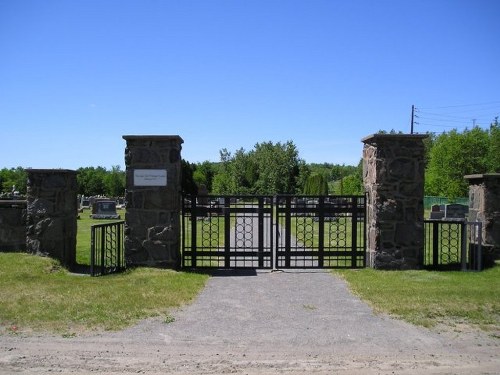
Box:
418, 100, 500, 110
411, 102, 499, 134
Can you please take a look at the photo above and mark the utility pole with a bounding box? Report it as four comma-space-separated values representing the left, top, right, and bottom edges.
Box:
411, 105, 415, 134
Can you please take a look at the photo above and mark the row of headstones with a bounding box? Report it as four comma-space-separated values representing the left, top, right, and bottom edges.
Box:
429, 203, 469, 220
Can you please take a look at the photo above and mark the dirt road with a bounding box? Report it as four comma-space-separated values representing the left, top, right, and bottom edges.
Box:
0, 270, 498, 374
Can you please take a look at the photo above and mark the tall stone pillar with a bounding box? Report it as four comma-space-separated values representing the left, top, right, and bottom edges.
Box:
123, 135, 183, 268
26, 169, 78, 268
465, 173, 500, 265
362, 134, 428, 270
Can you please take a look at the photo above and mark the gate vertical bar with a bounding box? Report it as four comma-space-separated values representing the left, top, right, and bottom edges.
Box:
100, 226, 105, 275
224, 196, 231, 268
191, 197, 197, 268
432, 221, 439, 267
285, 196, 292, 268
90, 227, 95, 276
258, 197, 264, 268
461, 221, 467, 271
351, 196, 358, 267
117, 222, 122, 269
270, 197, 274, 269
317, 196, 324, 268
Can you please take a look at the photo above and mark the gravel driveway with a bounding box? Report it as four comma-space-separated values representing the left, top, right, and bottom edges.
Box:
0, 269, 498, 374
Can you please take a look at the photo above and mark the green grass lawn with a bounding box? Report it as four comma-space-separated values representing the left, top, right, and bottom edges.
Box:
0, 209, 209, 335
76, 209, 122, 265
2, 208, 498, 337
0, 253, 208, 335
335, 265, 500, 334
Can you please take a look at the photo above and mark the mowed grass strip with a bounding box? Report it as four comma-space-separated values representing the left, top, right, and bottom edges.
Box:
335, 265, 500, 333
0, 253, 208, 335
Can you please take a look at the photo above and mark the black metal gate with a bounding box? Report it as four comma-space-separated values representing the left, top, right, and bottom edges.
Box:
182, 194, 366, 269
275, 195, 366, 269
182, 195, 273, 268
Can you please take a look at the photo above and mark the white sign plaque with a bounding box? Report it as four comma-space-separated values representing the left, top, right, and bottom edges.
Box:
134, 169, 167, 186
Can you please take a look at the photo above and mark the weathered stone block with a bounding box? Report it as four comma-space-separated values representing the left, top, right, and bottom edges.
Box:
123, 135, 183, 268
362, 134, 427, 270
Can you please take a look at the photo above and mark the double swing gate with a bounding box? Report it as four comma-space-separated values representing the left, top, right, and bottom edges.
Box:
181, 195, 366, 269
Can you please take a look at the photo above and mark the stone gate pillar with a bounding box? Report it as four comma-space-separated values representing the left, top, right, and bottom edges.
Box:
26, 169, 78, 268
465, 173, 500, 266
362, 134, 428, 270
123, 135, 183, 268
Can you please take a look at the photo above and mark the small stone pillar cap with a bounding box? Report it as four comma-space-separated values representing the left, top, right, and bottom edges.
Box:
25, 169, 77, 174
122, 135, 184, 143
465, 173, 500, 182
362, 133, 428, 144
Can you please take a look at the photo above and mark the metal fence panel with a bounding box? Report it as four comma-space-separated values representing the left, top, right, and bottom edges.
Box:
90, 221, 126, 276
423, 220, 483, 271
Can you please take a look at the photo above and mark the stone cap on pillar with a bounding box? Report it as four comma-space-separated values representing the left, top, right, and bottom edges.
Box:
464, 173, 500, 184
122, 135, 184, 143
25, 168, 77, 174
361, 133, 428, 145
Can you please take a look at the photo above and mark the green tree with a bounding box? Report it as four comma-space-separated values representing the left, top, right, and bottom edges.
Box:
252, 141, 302, 194
425, 127, 490, 199
181, 160, 197, 195
488, 118, 500, 172
192, 161, 216, 192
77, 167, 107, 196
0, 167, 27, 194
103, 165, 125, 197
340, 159, 364, 195
211, 172, 233, 194
303, 173, 329, 195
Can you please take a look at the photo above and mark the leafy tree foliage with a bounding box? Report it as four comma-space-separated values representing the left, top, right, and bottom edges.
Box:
303, 173, 328, 195
77, 167, 107, 196
425, 125, 499, 199
77, 166, 126, 197
339, 159, 364, 195
181, 160, 197, 195
252, 141, 302, 194
103, 165, 126, 197
209, 141, 304, 195
488, 118, 500, 173
0, 167, 27, 194
192, 161, 216, 192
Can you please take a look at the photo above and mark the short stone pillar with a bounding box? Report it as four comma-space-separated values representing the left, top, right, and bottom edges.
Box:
26, 169, 78, 268
123, 135, 183, 268
465, 173, 500, 265
362, 134, 428, 270
0, 200, 27, 252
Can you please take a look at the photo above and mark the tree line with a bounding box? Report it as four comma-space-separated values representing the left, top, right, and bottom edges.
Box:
424, 118, 500, 199
182, 140, 364, 196
1, 120, 498, 199
0, 166, 126, 198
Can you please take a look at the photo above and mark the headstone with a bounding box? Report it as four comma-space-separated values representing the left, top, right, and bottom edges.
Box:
197, 184, 209, 205
444, 203, 468, 219
429, 204, 444, 220
90, 200, 120, 219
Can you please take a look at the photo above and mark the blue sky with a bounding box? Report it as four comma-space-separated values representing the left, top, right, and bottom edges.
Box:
1, 0, 499, 170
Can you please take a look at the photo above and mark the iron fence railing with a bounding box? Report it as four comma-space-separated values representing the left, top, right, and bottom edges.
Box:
423, 220, 483, 271
90, 221, 126, 276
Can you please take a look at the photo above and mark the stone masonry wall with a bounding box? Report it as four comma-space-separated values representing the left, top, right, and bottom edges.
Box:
362, 134, 428, 270
123, 135, 183, 268
465, 173, 500, 262
26, 169, 78, 268
0, 200, 27, 252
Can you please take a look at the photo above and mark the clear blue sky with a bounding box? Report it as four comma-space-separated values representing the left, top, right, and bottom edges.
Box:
1, 0, 499, 170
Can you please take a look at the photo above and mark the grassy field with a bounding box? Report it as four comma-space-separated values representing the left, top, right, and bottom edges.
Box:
335, 265, 500, 334
0, 253, 208, 335
1, 207, 498, 336
0, 210, 209, 335
76, 209, 121, 265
